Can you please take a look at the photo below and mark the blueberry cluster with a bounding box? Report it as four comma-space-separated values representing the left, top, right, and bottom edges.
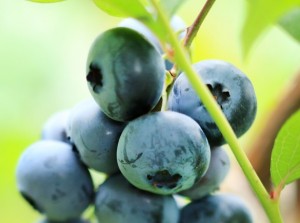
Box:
16, 16, 256, 223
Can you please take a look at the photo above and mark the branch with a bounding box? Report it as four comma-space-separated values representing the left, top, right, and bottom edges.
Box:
248, 69, 300, 190
183, 0, 216, 48
167, 0, 216, 92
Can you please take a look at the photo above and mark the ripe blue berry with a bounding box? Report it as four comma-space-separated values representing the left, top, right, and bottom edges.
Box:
41, 110, 70, 143
179, 194, 253, 223
69, 99, 125, 174
86, 27, 165, 122
117, 111, 210, 195
95, 174, 179, 223
16, 140, 94, 222
168, 60, 257, 146
180, 147, 230, 200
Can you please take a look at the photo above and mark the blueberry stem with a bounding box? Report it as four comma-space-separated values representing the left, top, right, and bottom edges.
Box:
166, 0, 216, 100
149, 0, 283, 222
183, 0, 216, 48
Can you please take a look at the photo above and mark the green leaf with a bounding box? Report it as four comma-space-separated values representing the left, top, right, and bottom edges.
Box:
160, 0, 188, 17
278, 7, 300, 43
91, 0, 179, 48
92, 0, 150, 17
27, 0, 64, 2
144, 18, 166, 38
242, 0, 300, 55
271, 110, 300, 189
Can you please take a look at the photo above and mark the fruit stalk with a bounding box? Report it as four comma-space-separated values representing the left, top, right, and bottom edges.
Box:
183, 0, 216, 48
166, 0, 216, 97
149, 0, 283, 222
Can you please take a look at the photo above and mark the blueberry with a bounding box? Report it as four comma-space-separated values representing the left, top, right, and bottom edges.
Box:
168, 60, 257, 146
170, 15, 187, 37
118, 16, 186, 70
41, 110, 71, 143
16, 140, 94, 222
69, 98, 125, 174
179, 194, 253, 223
94, 174, 179, 223
180, 147, 230, 200
117, 111, 210, 195
86, 27, 165, 122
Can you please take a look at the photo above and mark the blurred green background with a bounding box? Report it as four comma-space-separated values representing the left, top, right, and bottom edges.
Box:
1, 0, 300, 222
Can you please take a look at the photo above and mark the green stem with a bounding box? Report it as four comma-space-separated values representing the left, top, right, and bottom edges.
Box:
149, 0, 283, 222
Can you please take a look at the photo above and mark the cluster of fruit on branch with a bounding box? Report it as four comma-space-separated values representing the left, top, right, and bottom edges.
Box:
16, 15, 257, 223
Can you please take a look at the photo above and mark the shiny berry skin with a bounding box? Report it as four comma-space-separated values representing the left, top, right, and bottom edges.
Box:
117, 111, 210, 195
179, 194, 253, 223
69, 99, 125, 174
168, 60, 257, 146
16, 140, 94, 222
95, 174, 179, 223
86, 27, 165, 122
180, 147, 230, 200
